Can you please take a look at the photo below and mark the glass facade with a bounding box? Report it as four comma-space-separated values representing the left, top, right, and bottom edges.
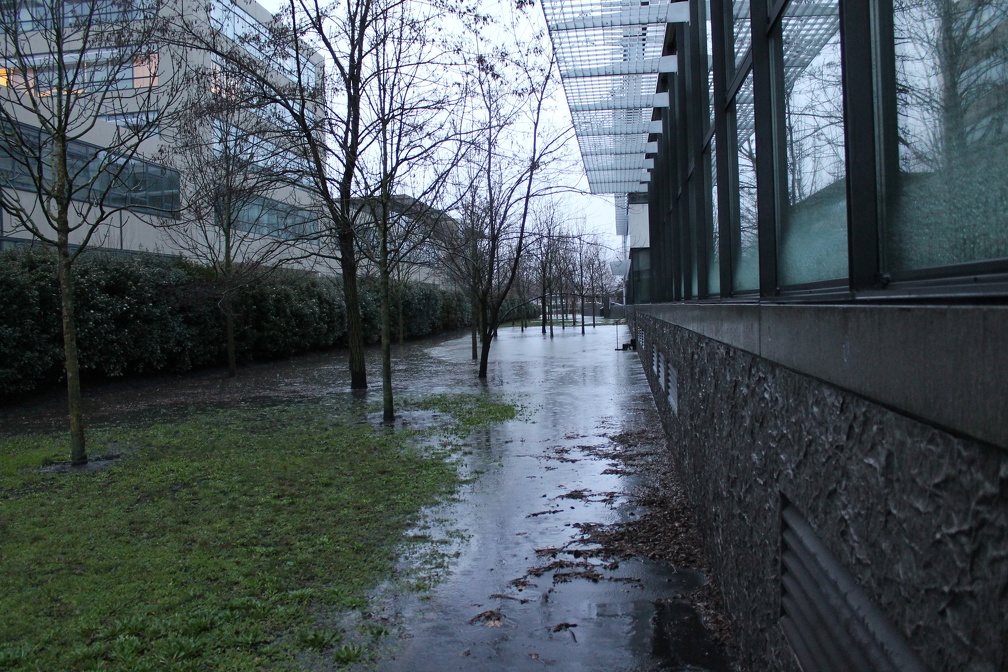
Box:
630, 248, 651, 304
779, 0, 848, 286
232, 195, 317, 240
707, 141, 720, 295
1, 0, 158, 31
209, 0, 318, 89
729, 0, 752, 75
633, 0, 1008, 303
732, 70, 758, 291
887, 0, 1008, 272
0, 121, 180, 216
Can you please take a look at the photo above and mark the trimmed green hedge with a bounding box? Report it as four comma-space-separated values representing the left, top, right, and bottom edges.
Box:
0, 248, 471, 397
0, 250, 63, 395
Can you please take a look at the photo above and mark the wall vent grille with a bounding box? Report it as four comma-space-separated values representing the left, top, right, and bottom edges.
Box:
780, 502, 927, 672
666, 363, 677, 414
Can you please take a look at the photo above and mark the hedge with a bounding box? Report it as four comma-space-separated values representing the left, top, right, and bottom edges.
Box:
0, 248, 472, 398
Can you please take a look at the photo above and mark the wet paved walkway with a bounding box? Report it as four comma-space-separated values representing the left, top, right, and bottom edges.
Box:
374, 325, 732, 672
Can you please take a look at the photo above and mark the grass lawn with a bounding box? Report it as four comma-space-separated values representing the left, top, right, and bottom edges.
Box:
0, 394, 513, 671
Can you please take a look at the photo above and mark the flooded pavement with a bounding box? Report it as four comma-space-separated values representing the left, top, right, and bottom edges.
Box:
0, 330, 464, 435
0, 324, 735, 671
369, 325, 735, 672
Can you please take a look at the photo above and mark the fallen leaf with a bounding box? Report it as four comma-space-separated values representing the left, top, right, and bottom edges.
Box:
469, 609, 504, 627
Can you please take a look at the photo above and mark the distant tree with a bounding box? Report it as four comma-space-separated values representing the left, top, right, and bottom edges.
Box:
570, 230, 596, 335
451, 46, 570, 379
0, 0, 184, 464
585, 238, 611, 327
528, 199, 566, 337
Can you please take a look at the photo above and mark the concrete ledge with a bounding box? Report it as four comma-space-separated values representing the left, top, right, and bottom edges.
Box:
635, 303, 1008, 449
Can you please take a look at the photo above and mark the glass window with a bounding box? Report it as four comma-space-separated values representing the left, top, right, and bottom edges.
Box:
730, 0, 752, 75
886, 0, 1008, 271
0, 120, 177, 215
703, 0, 715, 129
689, 174, 699, 298
707, 140, 721, 295
778, 0, 848, 285
733, 70, 759, 291
133, 51, 158, 88
208, 0, 315, 89
630, 248, 652, 303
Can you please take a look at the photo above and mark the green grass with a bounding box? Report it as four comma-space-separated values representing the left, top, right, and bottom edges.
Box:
411, 394, 517, 434
0, 395, 510, 671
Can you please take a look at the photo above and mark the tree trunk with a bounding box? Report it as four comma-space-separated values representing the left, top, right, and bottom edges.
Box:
56, 242, 87, 465
470, 292, 479, 361
338, 231, 367, 389
478, 328, 492, 379
380, 241, 394, 422
397, 282, 405, 347
591, 284, 596, 328
540, 289, 547, 334
225, 294, 237, 378
580, 292, 586, 335
548, 291, 554, 339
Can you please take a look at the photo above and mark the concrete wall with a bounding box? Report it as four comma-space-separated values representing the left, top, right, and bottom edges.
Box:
630, 305, 1008, 672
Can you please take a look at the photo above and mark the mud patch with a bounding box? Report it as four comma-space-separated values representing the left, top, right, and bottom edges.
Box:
38, 452, 126, 474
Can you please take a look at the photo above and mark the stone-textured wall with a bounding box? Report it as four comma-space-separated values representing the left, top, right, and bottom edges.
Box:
632, 309, 1008, 672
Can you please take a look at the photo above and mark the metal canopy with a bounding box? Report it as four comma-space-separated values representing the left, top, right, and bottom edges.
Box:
543, 0, 688, 194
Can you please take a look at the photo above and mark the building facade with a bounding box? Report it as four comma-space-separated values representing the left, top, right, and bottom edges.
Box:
0, 0, 323, 260
545, 0, 1007, 669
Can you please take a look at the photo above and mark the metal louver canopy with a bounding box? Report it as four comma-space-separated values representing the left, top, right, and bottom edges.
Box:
542, 0, 688, 194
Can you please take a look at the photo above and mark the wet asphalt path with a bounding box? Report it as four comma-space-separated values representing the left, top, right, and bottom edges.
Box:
374, 324, 724, 672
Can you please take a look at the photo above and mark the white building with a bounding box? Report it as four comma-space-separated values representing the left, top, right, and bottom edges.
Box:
0, 0, 324, 261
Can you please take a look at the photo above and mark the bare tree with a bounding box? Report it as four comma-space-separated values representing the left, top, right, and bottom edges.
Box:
585, 238, 611, 328
443, 38, 572, 378
527, 199, 566, 337
158, 64, 318, 378
354, 0, 467, 422
509, 250, 536, 331
172, 0, 374, 390
569, 230, 602, 336
558, 233, 577, 329
0, 0, 185, 464
431, 182, 484, 360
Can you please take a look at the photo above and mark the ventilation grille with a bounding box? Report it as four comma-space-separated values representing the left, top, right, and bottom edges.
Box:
780, 502, 927, 672
666, 363, 677, 414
